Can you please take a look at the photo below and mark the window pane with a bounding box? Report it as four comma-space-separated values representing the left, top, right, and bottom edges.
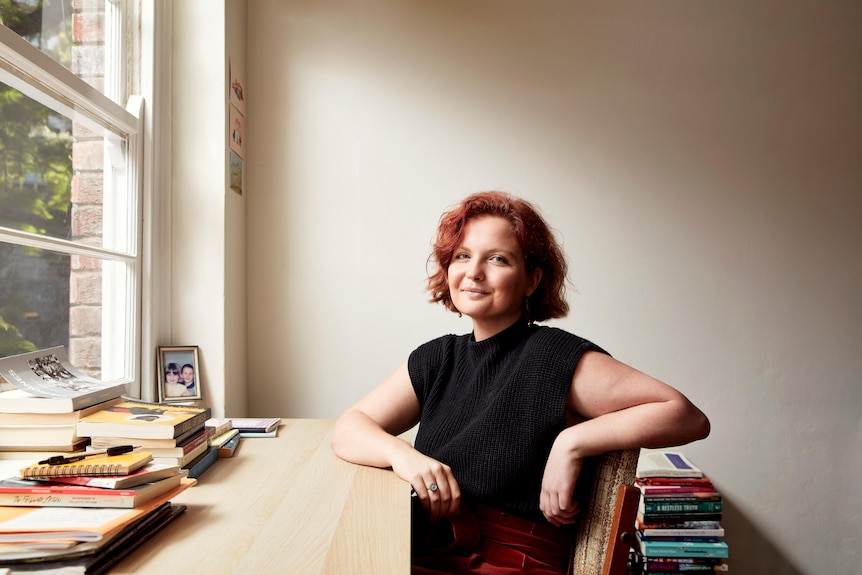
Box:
0, 79, 132, 253
0, 0, 119, 101
0, 243, 133, 381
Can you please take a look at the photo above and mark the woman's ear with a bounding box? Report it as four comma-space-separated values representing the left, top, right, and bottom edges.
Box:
526, 268, 543, 297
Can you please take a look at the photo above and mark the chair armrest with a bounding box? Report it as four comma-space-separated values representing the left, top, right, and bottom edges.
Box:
571, 449, 640, 575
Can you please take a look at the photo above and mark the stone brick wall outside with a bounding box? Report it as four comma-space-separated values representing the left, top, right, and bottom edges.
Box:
69, 0, 105, 377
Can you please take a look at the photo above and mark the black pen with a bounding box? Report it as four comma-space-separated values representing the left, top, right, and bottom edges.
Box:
38, 445, 140, 466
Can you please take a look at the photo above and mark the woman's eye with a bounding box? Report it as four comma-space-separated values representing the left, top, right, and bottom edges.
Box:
490, 255, 508, 264
454, 253, 469, 260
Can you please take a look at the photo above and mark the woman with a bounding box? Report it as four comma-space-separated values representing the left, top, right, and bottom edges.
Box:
163, 363, 190, 397
331, 191, 710, 575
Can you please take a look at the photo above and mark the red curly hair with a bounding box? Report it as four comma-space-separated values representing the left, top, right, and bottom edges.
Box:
427, 191, 569, 322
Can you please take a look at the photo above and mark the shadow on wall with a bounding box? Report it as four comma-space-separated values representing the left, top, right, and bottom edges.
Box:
722, 498, 804, 575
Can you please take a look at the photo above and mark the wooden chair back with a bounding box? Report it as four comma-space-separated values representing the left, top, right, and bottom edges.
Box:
571, 449, 640, 575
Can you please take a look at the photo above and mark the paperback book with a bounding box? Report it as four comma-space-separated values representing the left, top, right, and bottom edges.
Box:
634, 533, 729, 559
217, 433, 241, 458
0, 397, 123, 426
230, 417, 281, 434
77, 400, 210, 440
0, 501, 187, 571
0, 347, 127, 413
637, 452, 704, 479
0, 478, 193, 551
0, 473, 183, 508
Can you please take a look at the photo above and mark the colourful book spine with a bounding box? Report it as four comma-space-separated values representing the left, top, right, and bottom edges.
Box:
640, 500, 723, 514
636, 538, 729, 559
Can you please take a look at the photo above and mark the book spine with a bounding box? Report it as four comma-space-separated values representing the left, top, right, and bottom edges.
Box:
185, 446, 218, 479
639, 486, 716, 495
0, 492, 135, 508
639, 562, 727, 573
632, 554, 727, 570
641, 528, 725, 537
638, 512, 723, 523
640, 501, 723, 514
173, 412, 208, 438
636, 544, 729, 559
638, 535, 722, 543
641, 494, 721, 502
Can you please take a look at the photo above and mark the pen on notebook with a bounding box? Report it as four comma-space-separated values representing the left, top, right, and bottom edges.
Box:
38, 445, 140, 466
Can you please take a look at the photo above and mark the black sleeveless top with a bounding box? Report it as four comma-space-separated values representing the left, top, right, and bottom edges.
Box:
408, 320, 607, 522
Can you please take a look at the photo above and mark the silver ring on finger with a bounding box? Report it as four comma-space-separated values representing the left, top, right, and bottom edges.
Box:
428, 482, 438, 492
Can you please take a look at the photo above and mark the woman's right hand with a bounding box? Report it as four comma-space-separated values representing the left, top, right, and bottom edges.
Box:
390, 446, 461, 523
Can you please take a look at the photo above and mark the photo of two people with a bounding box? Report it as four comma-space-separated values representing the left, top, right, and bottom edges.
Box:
157, 346, 202, 402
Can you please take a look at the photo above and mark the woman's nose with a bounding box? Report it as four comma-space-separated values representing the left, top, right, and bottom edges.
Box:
466, 261, 483, 281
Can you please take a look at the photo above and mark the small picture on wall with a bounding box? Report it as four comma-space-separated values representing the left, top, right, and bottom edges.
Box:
157, 346, 202, 402
229, 59, 246, 115
230, 150, 243, 195
229, 104, 245, 159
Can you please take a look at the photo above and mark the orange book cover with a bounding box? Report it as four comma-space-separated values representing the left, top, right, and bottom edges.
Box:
0, 478, 195, 543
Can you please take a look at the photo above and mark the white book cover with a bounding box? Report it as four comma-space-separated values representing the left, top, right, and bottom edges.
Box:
636, 451, 704, 479
0, 347, 127, 413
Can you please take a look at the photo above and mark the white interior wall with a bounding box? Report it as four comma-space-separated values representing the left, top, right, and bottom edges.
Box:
244, 2, 861, 573
171, 0, 248, 418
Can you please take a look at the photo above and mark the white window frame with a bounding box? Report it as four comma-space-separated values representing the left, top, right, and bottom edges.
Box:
0, 16, 145, 393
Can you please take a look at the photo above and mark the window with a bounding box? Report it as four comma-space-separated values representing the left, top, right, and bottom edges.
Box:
0, 1, 143, 393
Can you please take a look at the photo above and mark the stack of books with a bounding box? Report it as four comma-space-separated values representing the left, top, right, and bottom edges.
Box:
205, 417, 241, 457
77, 399, 217, 480
0, 347, 128, 458
631, 451, 729, 574
0, 448, 193, 570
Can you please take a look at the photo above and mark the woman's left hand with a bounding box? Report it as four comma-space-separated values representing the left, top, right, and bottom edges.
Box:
539, 433, 583, 527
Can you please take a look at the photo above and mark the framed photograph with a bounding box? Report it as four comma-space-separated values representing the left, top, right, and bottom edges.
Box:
157, 346, 202, 402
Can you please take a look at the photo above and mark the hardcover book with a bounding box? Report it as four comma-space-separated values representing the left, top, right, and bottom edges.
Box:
0, 473, 183, 508
77, 400, 210, 440
19, 451, 154, 479
0, 347, 127, 414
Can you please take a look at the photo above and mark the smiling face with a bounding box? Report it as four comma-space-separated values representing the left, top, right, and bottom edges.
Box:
165, 369, 179, 384
447, 215, 541, 341
181, 366, 194, 385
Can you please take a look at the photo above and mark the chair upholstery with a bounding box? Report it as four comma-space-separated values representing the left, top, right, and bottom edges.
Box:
571, 449, 640, 575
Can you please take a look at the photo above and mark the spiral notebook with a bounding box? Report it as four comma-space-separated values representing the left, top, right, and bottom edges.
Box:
19, 451, 153, 479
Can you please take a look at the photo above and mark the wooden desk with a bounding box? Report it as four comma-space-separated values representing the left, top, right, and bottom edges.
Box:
111, 419, 411, 574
